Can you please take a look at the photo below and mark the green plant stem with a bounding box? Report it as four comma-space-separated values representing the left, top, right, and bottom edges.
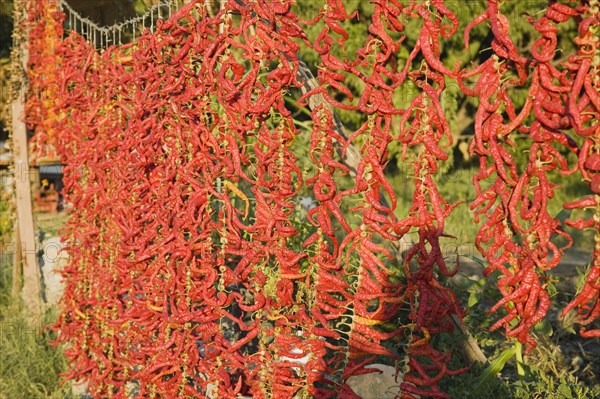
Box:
515, 341, 525, 379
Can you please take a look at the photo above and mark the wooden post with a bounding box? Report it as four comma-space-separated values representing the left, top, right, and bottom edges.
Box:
11, 0, 42, 318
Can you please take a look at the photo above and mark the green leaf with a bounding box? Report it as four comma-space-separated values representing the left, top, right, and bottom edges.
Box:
509, 315, 519, 328
379, 322, 400, 333
468, 292, 479, 307
463, 254, 488, 267
554, 208, 573, 224
533, 319, 553, 337
475, 347, 517, 388
515, 342, 525, 379
575, 262, 593, 295
475, 277, 487, 287
558, 382, 574, 399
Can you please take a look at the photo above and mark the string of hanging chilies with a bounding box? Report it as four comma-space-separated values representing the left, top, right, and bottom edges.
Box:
23, 0, 599, 398
465, 0, 600, 348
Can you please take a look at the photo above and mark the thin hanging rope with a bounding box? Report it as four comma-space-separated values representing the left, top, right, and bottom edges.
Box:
56, 0, 178, 49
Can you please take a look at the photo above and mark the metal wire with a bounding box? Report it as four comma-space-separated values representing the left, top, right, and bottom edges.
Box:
56, 0, 178, 49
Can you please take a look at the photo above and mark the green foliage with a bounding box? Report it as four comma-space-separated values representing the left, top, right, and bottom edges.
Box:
439, 361, 513, 398
0, 204, 68, 399
0, 191, 12, 242
510, 365, 600, 399
476, 346, 517, 388
439, 358, 600, 399
446, 269, 600, 398
0, 162, 69, 399
0, 303, 72, 399
0, 0, 13, 58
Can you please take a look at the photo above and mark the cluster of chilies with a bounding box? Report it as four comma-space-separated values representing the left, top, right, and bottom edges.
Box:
464, 0, 600, 346
23, 0, 63, 158
24, 0, 598, 398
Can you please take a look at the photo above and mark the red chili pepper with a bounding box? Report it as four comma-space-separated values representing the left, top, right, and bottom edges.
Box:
563, 196, 597, 209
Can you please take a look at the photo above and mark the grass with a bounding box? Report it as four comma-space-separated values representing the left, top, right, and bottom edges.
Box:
0, 212, 73, 399
0, 297, 73, 399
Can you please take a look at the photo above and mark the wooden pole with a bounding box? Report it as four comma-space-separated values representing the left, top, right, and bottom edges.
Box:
11, 0, 42, 318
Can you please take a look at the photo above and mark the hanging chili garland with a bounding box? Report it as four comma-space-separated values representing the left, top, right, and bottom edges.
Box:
23, 0, 600, 398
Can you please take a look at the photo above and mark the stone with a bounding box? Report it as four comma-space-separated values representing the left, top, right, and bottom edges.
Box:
40, 236, 68, 306
346, 364, 403, 399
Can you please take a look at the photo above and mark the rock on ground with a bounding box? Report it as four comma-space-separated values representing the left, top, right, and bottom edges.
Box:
40, 236, 68, 306
347, 364, 403, 399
